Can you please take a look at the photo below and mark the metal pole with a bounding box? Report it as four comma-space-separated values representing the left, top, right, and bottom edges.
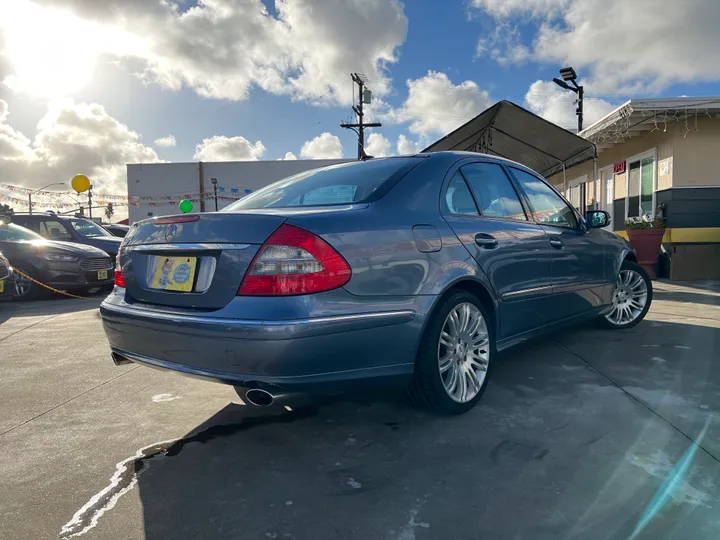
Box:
211, 178, 218, 211
577, 86, 584, 133
28, 193, 32, 215
562, 163, 567, 196
88, 185, 93, 219
593, 156, 598, 210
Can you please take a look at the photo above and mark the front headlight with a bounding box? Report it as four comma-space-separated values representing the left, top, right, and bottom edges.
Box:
38, 252, 79, 262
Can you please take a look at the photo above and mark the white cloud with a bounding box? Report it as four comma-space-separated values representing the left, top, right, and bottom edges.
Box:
193, 136, 266, 162
154, 135, 176, 148
365, 133, 391, 157
524, 80, 616, 129
0, 99, 159, 217
300, 132, 343, 159
16, 0, 408, 105
281, 151, 298, 160
476, 22, 530, 65
473, 0, 720, 93
396, 134, 422, 154
382, 71, 493, 137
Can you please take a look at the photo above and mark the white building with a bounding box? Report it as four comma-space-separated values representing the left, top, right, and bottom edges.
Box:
126, 159, 351, 224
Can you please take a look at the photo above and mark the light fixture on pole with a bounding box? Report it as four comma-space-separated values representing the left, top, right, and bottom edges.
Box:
552, 66, 584, 132
28, 182, 66, 215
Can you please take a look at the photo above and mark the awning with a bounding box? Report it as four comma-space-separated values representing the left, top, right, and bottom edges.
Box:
423, 100, 596, 178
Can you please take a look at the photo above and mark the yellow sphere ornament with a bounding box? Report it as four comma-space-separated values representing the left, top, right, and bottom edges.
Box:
71, 174, 91, 193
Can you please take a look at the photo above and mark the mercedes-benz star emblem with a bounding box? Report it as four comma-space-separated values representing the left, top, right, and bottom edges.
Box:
164, 224, 177, 242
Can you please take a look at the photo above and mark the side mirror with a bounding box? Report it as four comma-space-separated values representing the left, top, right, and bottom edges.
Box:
585, 210, 611, 229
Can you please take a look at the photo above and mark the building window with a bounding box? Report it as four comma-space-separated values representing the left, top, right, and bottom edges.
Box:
627, 156, 655, 218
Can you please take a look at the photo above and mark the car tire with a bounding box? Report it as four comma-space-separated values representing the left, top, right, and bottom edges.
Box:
600, 260, 653, 330
12, 266, 45, 301
407, 291, 493, 415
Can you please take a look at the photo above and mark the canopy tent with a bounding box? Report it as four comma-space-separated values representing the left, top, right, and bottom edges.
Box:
423, 100, 596, 178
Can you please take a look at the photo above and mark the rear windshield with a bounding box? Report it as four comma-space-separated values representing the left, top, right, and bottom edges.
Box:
222, 158, 422, 211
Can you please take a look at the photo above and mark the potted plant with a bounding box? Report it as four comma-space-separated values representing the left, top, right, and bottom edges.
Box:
624, 207, 666, 279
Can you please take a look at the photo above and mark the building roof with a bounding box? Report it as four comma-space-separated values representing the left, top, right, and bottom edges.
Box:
580, 96, 720, 151
423, 101, 596, 178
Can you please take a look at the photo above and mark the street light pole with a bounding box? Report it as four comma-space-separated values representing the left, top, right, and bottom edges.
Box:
553, 67, 584, 133
27, 182, 66, 215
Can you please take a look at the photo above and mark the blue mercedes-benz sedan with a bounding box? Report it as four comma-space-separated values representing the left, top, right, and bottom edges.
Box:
101, 152, 651, 414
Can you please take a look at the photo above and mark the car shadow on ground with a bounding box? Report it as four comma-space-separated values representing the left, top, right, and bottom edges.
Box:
653, 289, 720, 307
115, 319, 720, 540
0, 295, 103, 326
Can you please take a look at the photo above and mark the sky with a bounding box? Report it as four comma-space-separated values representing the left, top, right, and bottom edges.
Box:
1, 0, 720, 215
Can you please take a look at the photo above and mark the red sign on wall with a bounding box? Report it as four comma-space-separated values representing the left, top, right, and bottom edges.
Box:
613, 161, 626, 175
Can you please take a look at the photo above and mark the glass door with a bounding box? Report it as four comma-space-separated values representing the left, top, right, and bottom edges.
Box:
627, 156, 655, 218
601, 168, 614, 227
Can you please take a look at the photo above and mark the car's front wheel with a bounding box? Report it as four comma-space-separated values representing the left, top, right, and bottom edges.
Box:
601, 260, 652, 329
408, 291, 492, 414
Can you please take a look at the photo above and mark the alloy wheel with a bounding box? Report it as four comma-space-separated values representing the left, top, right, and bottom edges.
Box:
605, 269, 648, 326
14, 273, 32, 297
438, 302, 490, 403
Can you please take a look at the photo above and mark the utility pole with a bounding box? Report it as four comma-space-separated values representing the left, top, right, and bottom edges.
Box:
340, 73, 382, 159
88, 185, 93, 219
211, 177, 219, 211
577, 85, 584, 133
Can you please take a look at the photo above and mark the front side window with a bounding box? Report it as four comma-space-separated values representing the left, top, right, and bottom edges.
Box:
223, 158, 421, 211
511, 168, 578, 228
68, 219, 112, 238
40, 220, 72, 240
444, 172, 479, 216
460, 163, 527, 221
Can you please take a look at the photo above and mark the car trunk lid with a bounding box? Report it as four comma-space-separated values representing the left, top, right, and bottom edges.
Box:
121, 213, 286, 309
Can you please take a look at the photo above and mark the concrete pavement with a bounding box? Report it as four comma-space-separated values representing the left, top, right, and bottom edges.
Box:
0, 282, 718, 539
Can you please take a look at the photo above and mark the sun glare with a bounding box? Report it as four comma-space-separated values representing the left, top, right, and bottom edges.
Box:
1, 1, 145, 98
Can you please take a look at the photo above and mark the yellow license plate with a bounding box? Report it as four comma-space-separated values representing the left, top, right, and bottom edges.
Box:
98, 270, 108, 280
150, 256, 197, 292
0, 280, 4, 294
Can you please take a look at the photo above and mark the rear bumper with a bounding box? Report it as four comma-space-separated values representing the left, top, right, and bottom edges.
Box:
100, 294, 428, 392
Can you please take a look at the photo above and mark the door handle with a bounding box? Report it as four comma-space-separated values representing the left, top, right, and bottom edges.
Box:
549, 238, 564, 249
475, 233, 498, 248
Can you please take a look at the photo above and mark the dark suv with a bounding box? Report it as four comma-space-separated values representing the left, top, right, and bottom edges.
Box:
12, 213, 122, 260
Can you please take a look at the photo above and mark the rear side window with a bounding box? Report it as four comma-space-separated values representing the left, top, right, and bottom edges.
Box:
223, 158, 422, 211
444, 172, 479, 216
460, 163, 527, 221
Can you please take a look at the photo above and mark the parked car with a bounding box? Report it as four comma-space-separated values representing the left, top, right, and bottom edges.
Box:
0, 221, 114, 299
11, 213, 122, 259
0, 250, 16, 300
101, 152, 651, 414
103, 223, 130, 238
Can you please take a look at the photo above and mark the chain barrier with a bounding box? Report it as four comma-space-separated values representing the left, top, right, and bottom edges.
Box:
11, 268, 103, 300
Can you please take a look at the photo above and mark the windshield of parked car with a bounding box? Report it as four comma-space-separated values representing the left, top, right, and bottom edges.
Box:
222, 158, 422, 211
68, 219, 113, 238
0, 223, 45, 241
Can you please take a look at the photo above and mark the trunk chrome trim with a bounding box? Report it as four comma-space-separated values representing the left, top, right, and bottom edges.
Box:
128, 243, 251, 251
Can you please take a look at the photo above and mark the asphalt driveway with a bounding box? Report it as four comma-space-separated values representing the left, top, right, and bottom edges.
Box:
1, 282, 719, 540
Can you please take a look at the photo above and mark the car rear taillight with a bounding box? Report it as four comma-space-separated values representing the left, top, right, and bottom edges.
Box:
114, 255, 126, 288
238, 224, 351, 296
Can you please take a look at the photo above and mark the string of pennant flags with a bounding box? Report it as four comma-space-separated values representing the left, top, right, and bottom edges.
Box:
0, 182, 252, 208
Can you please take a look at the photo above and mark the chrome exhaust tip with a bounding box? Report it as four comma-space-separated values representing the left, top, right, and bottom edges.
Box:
111, 352, 133, 366
245, 388, 275, 407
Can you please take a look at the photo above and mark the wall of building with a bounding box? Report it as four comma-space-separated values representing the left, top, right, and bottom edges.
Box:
127, 159, 351, 223
672, 116, 720, 187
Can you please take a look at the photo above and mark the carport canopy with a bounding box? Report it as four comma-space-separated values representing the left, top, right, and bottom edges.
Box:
422, 100, 596, 178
